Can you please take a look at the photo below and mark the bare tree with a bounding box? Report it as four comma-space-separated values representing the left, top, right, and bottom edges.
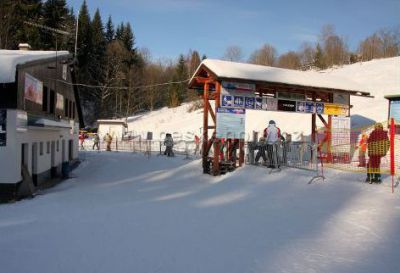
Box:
248, 43, 277, 66
319, 24, 348, 67
223, 45, 244, 62
277, 51, 301, 70
298, 42, 316, 69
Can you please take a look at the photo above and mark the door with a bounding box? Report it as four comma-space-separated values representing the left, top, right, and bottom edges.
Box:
31, 143, 38, 186
51, 141, 56, 178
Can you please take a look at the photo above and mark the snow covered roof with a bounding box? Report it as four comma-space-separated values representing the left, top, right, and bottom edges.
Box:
189, 59, 371, 96
0, 50, 70, 83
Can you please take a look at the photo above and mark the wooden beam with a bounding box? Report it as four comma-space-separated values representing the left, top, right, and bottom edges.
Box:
202, 82, 209, 174
207, 100, 216, 124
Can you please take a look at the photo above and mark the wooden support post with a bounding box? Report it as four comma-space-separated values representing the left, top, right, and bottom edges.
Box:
311, 94, 316, 143
239, 139, 245, 166
212, 82, 221, 175
202, 82, 209, 173
327, 115, 332, 162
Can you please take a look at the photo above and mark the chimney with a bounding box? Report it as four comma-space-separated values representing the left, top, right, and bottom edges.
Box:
18, 43, 31, 51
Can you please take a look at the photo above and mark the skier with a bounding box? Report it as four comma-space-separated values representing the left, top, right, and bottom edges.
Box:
264, 120, 285, 168
366, 123, 390, 183
104, 133, 113, 152
356, 133, 368, 167
254, 136, 267, 165
164, 133, 174, 157
194, 135, 201, 155
79, 132, 85, 150
92, 133, 100, 151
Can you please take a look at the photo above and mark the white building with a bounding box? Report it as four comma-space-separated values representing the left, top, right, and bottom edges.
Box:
0, 49, 82, 200
97, 119, 127, 140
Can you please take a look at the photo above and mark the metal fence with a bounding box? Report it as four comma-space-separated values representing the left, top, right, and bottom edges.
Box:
79, 137, 202, 158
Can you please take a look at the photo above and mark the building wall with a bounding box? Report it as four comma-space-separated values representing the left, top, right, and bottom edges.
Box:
0, 110, 79, 185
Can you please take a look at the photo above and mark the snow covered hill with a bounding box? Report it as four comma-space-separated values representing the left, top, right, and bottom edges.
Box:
126, 57, 400, 141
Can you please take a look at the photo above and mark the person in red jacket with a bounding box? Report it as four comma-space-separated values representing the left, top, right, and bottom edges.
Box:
366, 123, 390, 183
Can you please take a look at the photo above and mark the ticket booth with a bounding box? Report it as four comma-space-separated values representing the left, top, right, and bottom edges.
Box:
385, 95, 400, 134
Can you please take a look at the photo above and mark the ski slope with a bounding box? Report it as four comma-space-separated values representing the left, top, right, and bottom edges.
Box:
0, 152, 399, 273
127, 57, 400, 140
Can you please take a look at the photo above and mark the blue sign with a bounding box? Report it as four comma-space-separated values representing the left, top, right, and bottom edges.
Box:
255, 98, 262, 110
390, 100, 400, 123
305, 102, 315, 113
233, 96, 244, 108
222, 95, 233, 107
245, 97, 255, 109
316, 102, 324, 114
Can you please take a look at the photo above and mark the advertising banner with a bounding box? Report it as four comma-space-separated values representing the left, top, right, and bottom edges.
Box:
233, 96, 244, 108
245, 97, 255, 109
323, 103, 349, 116
296, 101, 306, 113
316, 102, 324, 114
389, 100, 400, 124
216, 108, 246, 139
266, 98, 278, 111
277, 99, 296, 112
24, 73, 43, 104
331, 116, 351, 153
255, 97, 263, 110
0, 110, 6, 146
56, 93, 64, 110
305, 102, 316, 113
222, 95, 233, 107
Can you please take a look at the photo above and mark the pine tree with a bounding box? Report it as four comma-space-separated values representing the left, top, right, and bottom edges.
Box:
41, 0, 69, 49
77, 0, 92, 68
122, 22, 135, 52
115, 23, 124, 41
314, 43, 325, 69
169, 54, 188, 106
105, 16, 114, 43
91, 9, 106, 79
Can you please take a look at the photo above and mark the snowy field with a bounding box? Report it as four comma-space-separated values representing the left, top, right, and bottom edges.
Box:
1, 151, 399, 273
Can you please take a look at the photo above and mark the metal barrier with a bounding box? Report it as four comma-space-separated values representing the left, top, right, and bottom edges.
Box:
79, 138, 201, 158
246, 141, 325, 183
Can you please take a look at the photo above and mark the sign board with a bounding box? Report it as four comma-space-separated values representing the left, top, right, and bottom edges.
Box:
221, 95, 233, 107
331, 116, 351, 153
233, 96, 244, 108
277, 100, 296, 112
389, 100, 400, 124
316, 102, 324, 114
24, 73, 43, 104
0, 110, 6, 146
56, 93, 64, 110
222, 81, 256, 92
266, 98, 278, 111
16, 111, 28, 132
216, 108, 245, 139
323, 103, 349, 116
244, 97, 255, 109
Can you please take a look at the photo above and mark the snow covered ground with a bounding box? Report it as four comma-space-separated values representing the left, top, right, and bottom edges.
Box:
1, 152, 399, 273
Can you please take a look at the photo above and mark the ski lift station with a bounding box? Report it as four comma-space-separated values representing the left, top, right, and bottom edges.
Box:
189, 59, 372, 176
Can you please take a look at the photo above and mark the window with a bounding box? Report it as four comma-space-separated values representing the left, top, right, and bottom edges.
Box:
42, 87, 48, 112
46, 141, 50, 154
56, 140, 59, 152
72, 102, 75, 119
39, 142, 43, 155
69, 101, 73, 118
64, 98, 69, 117
49, 90, 55, 114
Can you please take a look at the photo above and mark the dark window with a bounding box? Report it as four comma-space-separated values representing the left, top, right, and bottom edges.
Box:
57, 140, 59, 152
64, 98, 69, 117
69, 101, 72, 118
49, 90, 55, 114
40, 142, 43, 155
72, 102, 75, 119
42, 87, 48, 112
46, 141, 50, 154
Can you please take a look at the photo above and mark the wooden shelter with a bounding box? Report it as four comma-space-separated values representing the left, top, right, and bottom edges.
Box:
188, 59, 372, 175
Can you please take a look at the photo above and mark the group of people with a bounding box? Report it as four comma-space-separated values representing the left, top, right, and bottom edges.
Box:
78, 132, 113, 151
357, 123, 390, 183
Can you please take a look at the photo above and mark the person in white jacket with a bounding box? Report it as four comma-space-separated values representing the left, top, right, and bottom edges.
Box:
263, 120, 284, 168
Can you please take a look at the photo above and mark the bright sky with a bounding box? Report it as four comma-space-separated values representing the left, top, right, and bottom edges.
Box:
68, 0, 400, 61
